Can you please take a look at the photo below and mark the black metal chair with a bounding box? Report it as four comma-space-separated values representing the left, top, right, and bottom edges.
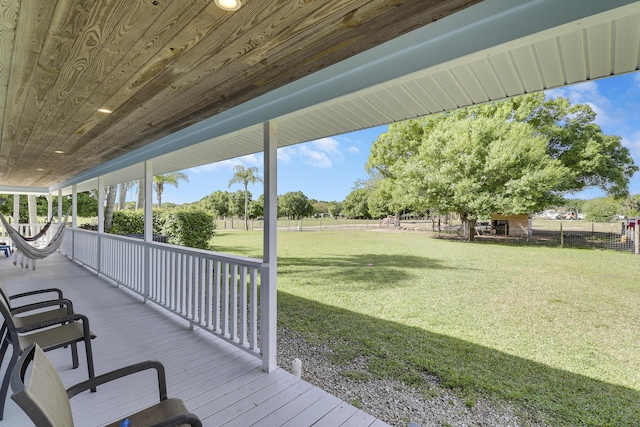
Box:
11, 343, 202, 427
0, 284, 72, 334
0, 289, 96, 420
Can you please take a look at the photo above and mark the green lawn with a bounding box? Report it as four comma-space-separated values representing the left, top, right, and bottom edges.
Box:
213, 229, 640, 426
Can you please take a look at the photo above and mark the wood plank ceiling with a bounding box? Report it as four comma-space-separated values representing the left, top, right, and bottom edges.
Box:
0, 0, 481, 188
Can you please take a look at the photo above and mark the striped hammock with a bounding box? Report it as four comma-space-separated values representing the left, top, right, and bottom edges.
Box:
0, 210, 70, 270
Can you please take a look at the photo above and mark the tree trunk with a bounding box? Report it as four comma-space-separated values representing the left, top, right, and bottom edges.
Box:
394, 210, 401, 228
137, 179, 144, 210
105, 185, 117, 233
459, 213, 475, 242
118, 183, 127, 211
157, 184, 163, 207
244, 186, 249, 231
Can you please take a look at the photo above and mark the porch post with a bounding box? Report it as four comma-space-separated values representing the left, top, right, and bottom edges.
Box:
261, 120, 277, 372
57, 190, 63, 223
47, 194, 52, 219
143, 161, 153, 302
97, 177, 105, 274
12, 194, 19, 227
72, 185, 77, 259
98, 177, 105, 233
46, 194, 53, 241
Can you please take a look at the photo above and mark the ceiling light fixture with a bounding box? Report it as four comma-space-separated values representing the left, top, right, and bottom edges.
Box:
97, 108, 113, 114
214, 0, 241, 11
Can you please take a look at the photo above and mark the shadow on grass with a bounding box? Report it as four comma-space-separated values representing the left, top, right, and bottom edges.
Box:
278, 292, 640, 426
278, 253, 456, 289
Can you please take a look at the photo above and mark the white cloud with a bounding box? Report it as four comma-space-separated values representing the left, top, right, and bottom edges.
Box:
547, 82, 617, 128
277, 146, 295, 163
312, 137, 340, 154
299, 145, 333, 168
623, 131, 640, 159
347, 146, 360, 154
275, 137, 346, 169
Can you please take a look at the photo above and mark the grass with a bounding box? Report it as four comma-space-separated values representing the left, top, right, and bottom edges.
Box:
213, 229, 640, 426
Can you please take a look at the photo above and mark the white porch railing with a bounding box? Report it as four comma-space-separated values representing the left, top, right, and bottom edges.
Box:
60, 227, 264, 359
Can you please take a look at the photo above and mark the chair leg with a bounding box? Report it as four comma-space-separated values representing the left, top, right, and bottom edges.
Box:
0, 344, 20, 420
71, 342, 79, 369
0, 334, 9, 375
84, 337, 96, 392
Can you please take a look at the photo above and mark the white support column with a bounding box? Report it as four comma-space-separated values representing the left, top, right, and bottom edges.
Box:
97, 177, 105, 274
144, 161, 153, 242
72, 185, 77, 259
57, 190, 63, 223
261, 120, 278, 372
144, 161, 153, 302
72, 185, 77, 229
46, 194, 53, 241
47, 194, 52, 219
12, 194, 19, 227
98, 177, 105, 234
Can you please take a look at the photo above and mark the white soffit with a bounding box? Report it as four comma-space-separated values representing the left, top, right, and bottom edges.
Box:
62, 0, 640, 194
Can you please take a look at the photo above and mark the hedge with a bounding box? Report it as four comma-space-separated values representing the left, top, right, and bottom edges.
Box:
110, 209, 215, 250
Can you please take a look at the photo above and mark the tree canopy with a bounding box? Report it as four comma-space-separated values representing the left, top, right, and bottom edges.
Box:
279, 191, 314, 219
366, 93, 637, 232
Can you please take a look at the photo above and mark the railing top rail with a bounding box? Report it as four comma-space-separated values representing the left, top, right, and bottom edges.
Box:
70, 227, 264, 268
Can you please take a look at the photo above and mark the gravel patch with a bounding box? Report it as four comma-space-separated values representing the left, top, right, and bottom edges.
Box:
277, 327, 548, 427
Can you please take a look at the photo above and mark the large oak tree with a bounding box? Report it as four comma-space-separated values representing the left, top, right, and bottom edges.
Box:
366, 93, 637, 239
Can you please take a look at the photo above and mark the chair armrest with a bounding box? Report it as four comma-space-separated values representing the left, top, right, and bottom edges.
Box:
14, 312, 89, 334
67, 360, 168, 400
9, 288, 63, 301
151, 413, 203, 427
11, 298, 74, 316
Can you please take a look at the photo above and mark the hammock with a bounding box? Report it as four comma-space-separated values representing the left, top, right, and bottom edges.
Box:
0, 209, 70, 270
22, 213, 56, 242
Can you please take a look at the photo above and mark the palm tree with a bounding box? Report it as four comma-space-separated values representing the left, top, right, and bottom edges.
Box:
228, 164, 262, 230
153, 172, 189, 207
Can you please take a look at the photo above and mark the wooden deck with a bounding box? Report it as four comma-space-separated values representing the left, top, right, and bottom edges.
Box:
0, 253, 390, 427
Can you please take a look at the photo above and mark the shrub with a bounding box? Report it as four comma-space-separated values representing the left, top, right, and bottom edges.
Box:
110, 210, 145, 235
160, 209, 216, 250
110, 209, 215, 250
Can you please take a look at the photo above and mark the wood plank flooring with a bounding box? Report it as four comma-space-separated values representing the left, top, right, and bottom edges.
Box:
0, 253, 390, 427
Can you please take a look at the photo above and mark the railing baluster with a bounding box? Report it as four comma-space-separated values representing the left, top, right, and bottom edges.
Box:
63, 230, 262, 359
240, 266, 248, 346
214, 260, 221, 332
250, 268, 258, 350
230, 264, 238, 341
222, 262, 229, 337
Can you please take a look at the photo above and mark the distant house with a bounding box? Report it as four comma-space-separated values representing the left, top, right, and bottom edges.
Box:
491, 213, 532, 238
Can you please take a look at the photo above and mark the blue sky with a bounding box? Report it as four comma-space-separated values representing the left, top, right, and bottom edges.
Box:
157, 73, 640, 205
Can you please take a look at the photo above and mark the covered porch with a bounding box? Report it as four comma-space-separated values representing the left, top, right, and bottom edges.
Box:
1, 0, 639, 425
0, 251, 388, 426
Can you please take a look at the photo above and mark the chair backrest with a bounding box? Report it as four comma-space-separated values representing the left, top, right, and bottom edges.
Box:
0, 288, 16, 331
0, 283, 12, 309
10, 343, 74, 427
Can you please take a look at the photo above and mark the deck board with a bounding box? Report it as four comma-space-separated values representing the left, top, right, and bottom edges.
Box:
0, 253, 392, 427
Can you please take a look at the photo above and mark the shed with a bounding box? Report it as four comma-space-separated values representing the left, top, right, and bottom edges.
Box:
491, 214, 532, 238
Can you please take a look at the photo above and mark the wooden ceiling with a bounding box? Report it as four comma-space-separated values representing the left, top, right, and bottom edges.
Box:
0, 0, 480, 189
